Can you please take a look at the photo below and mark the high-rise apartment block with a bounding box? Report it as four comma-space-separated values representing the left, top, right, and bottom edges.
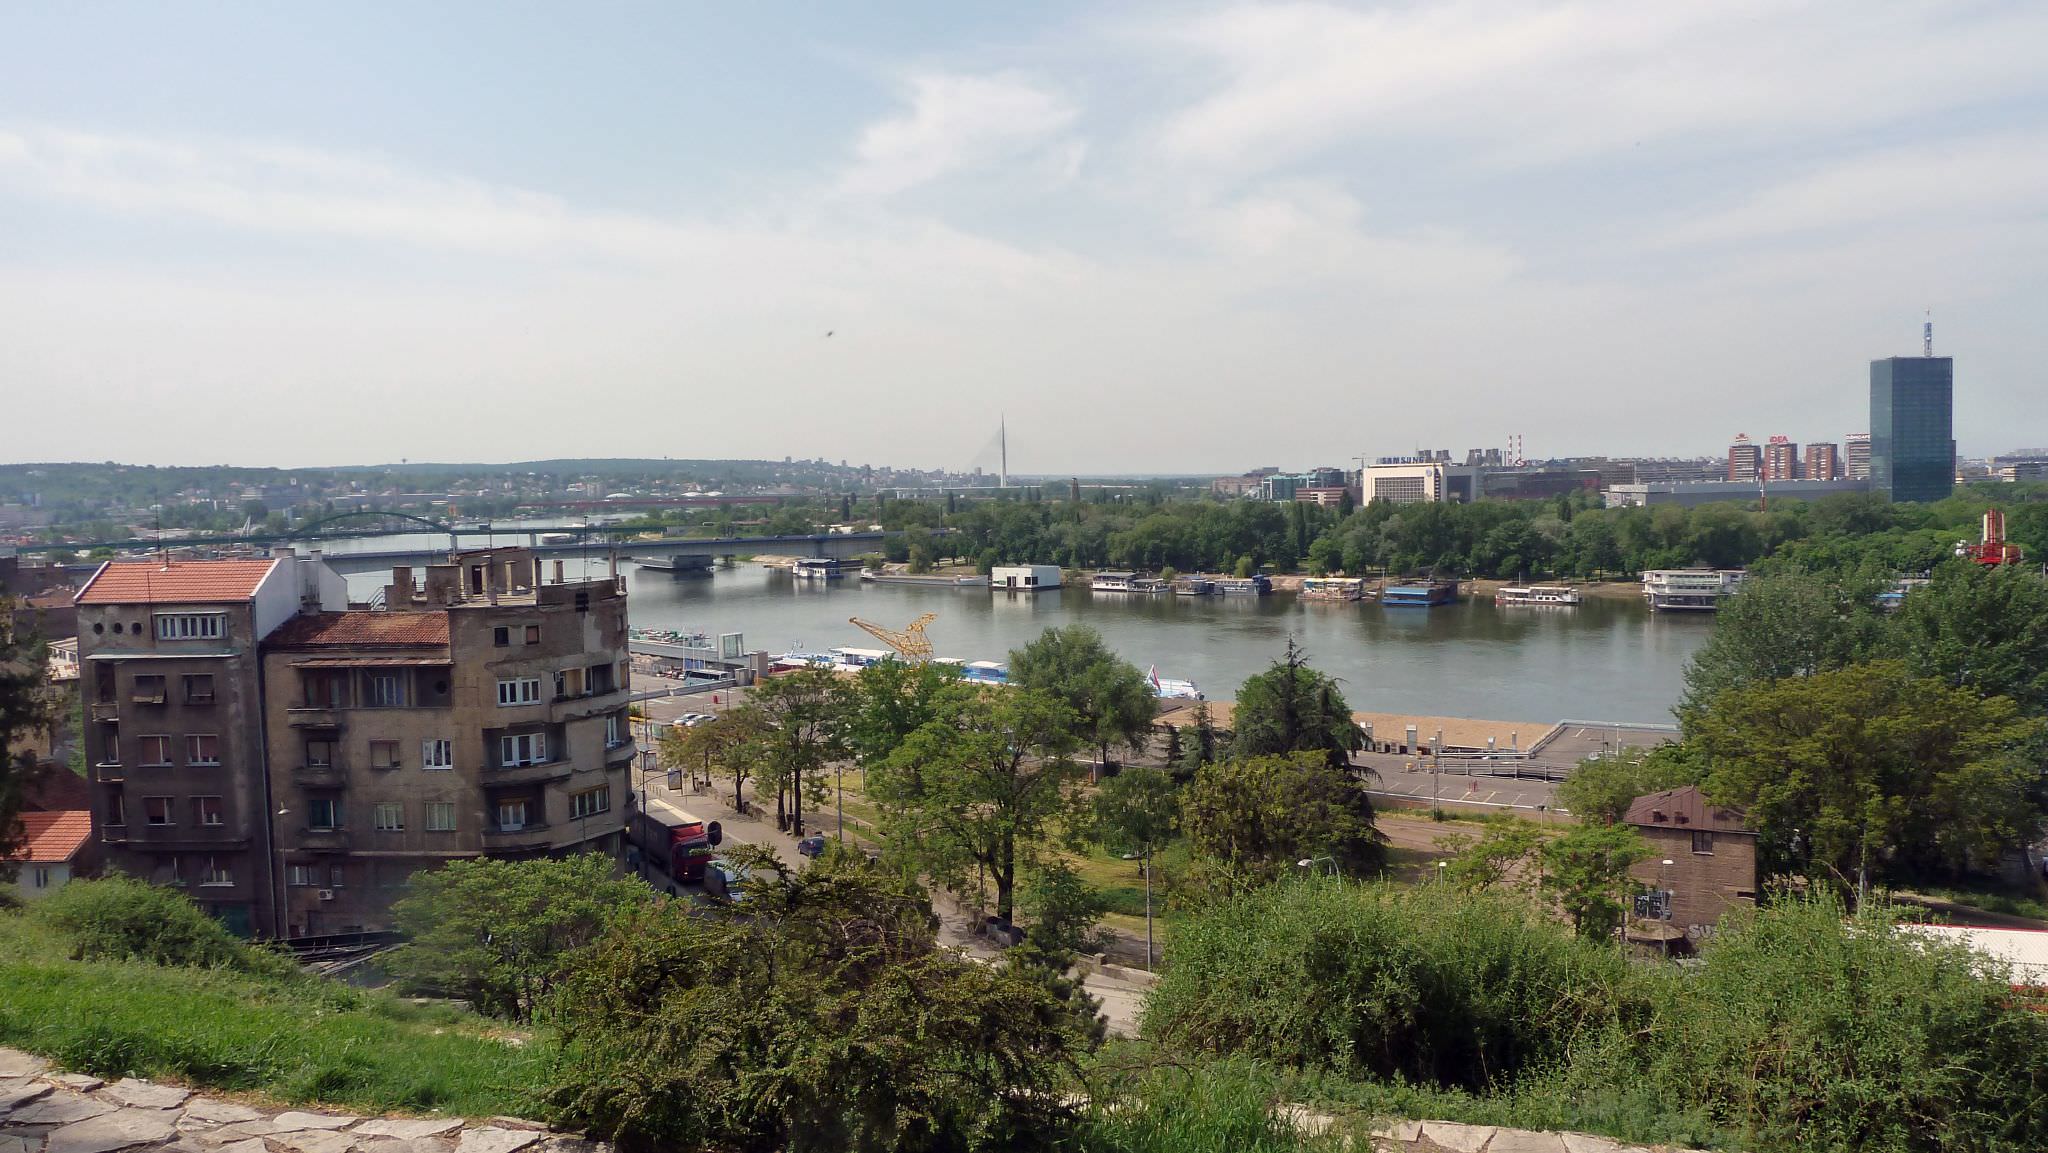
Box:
1727, 435, 1762, 483
1763, 437, 1800, 482
78, 547, 632, 938
1870, 353, 1955, 503
1844, 433, 1871, 480
1804, 443, 1842, 482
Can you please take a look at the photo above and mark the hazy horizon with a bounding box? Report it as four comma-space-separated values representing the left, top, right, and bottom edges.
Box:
5, 2, 2046, 472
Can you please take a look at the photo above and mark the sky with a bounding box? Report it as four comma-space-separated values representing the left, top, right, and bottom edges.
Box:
4, 1, 2046, 474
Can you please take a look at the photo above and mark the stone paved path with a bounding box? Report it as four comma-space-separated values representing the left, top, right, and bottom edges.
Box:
0, 1049, 605, 1153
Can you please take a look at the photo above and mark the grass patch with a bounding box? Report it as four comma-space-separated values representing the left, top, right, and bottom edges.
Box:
0, 912, 544, 1116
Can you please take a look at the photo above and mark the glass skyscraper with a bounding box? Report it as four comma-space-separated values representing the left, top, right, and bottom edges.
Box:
1869, 356, 1954, 503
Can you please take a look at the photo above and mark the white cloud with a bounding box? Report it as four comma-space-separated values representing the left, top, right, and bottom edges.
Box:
837, 72, 1080, 196
1153, 1, 2048, 174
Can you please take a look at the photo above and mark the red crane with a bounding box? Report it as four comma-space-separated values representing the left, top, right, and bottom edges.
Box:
1960, 508, 2025, 566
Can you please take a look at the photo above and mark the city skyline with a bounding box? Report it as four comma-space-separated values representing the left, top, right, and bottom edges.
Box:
5, 3, 2048, 470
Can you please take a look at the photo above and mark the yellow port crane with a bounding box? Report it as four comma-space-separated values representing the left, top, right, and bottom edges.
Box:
848, 613, 938, 664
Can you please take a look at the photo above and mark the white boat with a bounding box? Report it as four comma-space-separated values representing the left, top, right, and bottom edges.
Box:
1092, 571, 1139, 592
1641, 569, 1745, 612
791, 558, 844, 581
1495, 585, 1583, 607
1147, 665, 1203, 700
1300, 577, 1368, 602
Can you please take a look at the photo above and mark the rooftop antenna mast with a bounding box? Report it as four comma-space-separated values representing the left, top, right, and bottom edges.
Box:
1923, 310, 1934, 357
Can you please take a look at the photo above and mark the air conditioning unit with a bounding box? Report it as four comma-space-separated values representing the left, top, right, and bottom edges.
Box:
316, 889, 336, 901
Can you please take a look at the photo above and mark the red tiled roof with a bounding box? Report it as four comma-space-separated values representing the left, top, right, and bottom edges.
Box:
264, 611, 450, 650
1623, 786, 1752, 835
75, 559, 280, 606
7, 811, 91, 864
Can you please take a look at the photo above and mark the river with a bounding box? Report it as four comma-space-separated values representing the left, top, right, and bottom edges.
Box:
320, 530, 1709, 723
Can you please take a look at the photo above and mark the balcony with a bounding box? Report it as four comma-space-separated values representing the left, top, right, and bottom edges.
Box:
88, 701, 119, 723
94, 760, 124, 783
604, 739, 637, 764
295, 764, 347, 788
298, 827, 350, 850
288, 707, 345, 729
487, 759, 572, 786
481, 822, 554, 852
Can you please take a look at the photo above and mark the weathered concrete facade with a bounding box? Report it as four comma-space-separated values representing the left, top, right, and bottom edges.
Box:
261, 548, 633, 936
1625, 786, 1758, 946
75, 554, 346, 937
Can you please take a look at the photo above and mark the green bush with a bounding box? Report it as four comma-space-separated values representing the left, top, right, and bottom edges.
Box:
1621, 895, 2048, 1153
32, 875, 286, 975
1077, 1058, 1347, 1153
1143, 879, 1635, 1093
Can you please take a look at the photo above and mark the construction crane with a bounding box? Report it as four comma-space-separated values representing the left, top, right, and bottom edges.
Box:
1958, 508, 2025, 567
848, 613, 938, 664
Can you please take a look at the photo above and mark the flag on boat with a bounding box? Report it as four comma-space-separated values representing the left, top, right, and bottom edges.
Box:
1148, 665, 1161, 692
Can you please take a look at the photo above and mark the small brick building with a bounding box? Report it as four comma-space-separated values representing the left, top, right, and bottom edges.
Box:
1624, 786, 1757, 946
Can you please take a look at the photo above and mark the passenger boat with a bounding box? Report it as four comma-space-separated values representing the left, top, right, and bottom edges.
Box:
790, 558, 844, 581
1299, 577, 1368, 602
860, 571, 989, 587
1211, 575, 1272, 595
1641, 569, 1744, 612
1092, 571, 1140, 592
1381, 579, 1459, 608
1494, 585, 1582, 607
1172, 578, 1215, 596
1147, 665, 1204, 700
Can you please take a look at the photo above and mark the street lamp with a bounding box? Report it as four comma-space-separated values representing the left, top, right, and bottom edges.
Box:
1297, 855, 1335, 877
1436, 860, 1449, 884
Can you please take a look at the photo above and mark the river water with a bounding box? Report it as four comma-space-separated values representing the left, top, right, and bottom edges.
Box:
320, 529, 1709, 723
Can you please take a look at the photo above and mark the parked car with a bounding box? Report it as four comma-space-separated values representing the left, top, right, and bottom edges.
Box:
704, 860, 750, 903
796, 834, 827, 859
671, 712, 716, 729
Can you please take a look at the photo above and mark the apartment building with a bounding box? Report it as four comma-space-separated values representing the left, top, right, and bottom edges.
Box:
260, 548, 632, 936
75, 553, 347, 937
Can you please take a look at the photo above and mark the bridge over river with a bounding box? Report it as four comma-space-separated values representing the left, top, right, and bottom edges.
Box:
309, 531, 891, 576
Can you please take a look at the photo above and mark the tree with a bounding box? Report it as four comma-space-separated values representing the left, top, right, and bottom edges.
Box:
1540, 822, 1650, 940
545, 855, 1087, 1152
1083, 766, 1180, 968
1230, 641, 1361, 769
1697, 660, 2046, 900
1556, 744, 1704, 824
749, 666, 851, 836
1437, 818, 1545, 893
1894, 561, 2048, 716
387, 854, 649, 1021
661, 709, 768, 809
1008, 626, 1158, 771
871, 688, 1080, 922
842, 659, 974, 768
0, 600, 52, 873
1678, 570, 1886, 724
1181, 753, 1384, 883
1174, 701, 1218, 778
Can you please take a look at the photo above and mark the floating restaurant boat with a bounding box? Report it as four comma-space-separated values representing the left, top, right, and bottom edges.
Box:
790, 558, 844, 581
1172, 578, 1216, 596
1091, 571, 1170, 594
1300, 577, 1368, 602
1494, 585, 1582, 607
1641, 569, 1744, 612
1382, 579, 1459, 608
1210, 575, 1272, 595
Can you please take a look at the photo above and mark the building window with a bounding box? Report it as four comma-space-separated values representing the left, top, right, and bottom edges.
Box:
308, 797, 343, 830
497, 677, 542, 707
604, 712, 625, 748
329, 864, 346, 888
157, 855, 184, 887
364, 672, 409, 708
155, 612, 225, 641
144, 796, 174, 826
524, 624, 541, 645
305, 738, 337, 768
303, 670, 350, 708
138, 735, 171, 766
586, 662, 615, 694
496, 799, 530, 831
425, 802, 457, 832
183, 674, 216, 704
32, 867, 51, 889
193, 796, 223, 826
369, 740, 402, 771
199, 857, 232, 887
569, 786, 610, 819
421, 739, 453, 770
1691, 830, 1715, 855
373, 802, 404, 831
499, 731, 548, 767
186, 734, 220, 766
287, 864, 316, 887
132, 675, 167, 704
493, 626, 511, 647
105, 791, 125, 826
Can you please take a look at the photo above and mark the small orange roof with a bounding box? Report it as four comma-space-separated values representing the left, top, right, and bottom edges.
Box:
75, 559, 280, 606
265, 611, 450, 649
8, 810, 91, 864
